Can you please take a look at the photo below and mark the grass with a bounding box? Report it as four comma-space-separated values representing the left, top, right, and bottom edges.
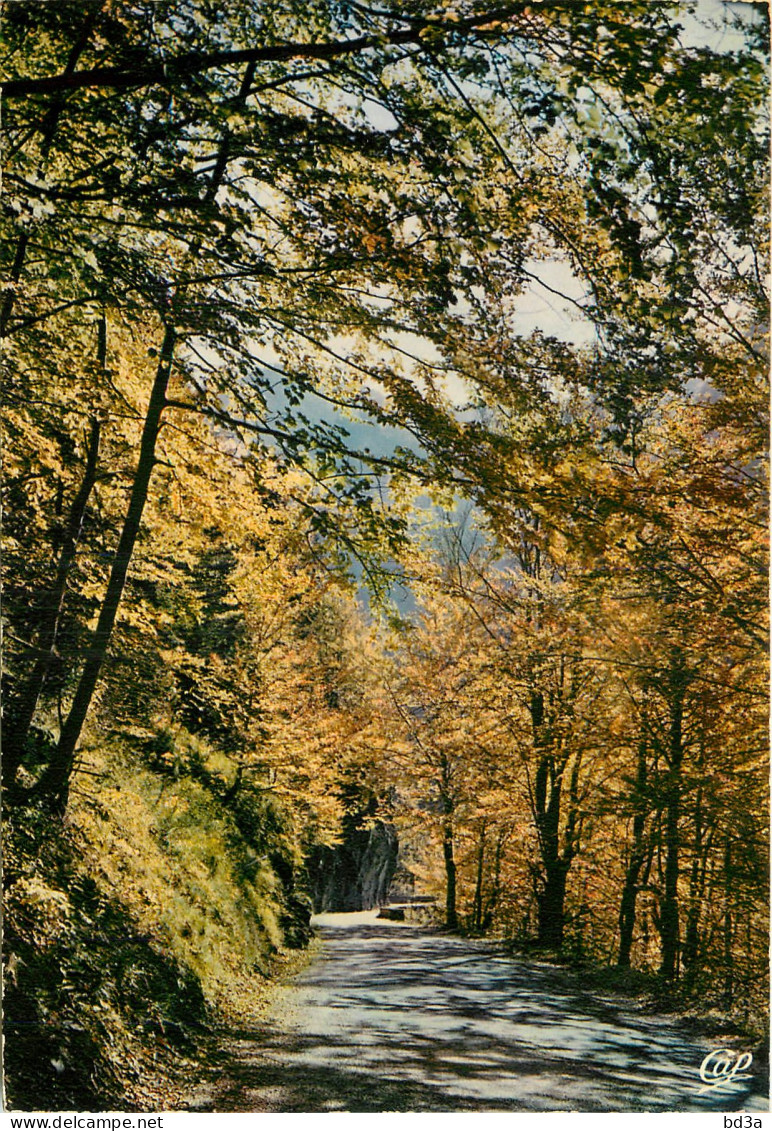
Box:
3, 730, 313, 1110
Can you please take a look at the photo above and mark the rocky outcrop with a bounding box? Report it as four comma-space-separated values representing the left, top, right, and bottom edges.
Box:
308, 820, 398, 912
388, 864, 417, 903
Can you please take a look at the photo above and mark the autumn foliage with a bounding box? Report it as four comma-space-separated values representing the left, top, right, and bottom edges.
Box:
1, 0, 768, 1110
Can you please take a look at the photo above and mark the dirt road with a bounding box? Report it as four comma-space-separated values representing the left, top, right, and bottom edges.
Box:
205, 910, 768, 1113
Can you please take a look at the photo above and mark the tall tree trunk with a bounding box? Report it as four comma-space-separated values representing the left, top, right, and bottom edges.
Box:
482, 827, 506, 931
472, 820, 486, 931
723, 837, 734, 1006
659, 789, 681, 980
442, 817, 458, 931
440, 756, 458, 931
682, 787, 710, 990
618, 735, 649, 967
32, 325, 176, 809
533, 748, 573, 949
537, 861, 568, 948
658, 651, 686, 981
24, 62, 257, 812
4, 413, 101, 787
530, 687, 573, 950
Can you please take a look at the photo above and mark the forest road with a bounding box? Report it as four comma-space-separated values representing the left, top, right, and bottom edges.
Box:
202, 910, 768, 1113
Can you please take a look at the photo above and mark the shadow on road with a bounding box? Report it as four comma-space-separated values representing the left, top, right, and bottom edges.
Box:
198, 912, 768, 1113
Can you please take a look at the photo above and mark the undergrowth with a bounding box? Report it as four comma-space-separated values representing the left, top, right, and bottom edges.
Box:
502, 937, 770, 1053
3, 730, 314, 1111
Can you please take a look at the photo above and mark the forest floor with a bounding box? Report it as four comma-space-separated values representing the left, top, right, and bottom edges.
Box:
187, 911, 769, 1113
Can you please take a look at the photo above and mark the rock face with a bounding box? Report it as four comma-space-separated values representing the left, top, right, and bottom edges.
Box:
388, 864, 417, 903
308, 820, 398, 912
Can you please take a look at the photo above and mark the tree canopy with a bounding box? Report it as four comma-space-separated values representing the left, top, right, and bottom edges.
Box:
1, 0, 767, 1064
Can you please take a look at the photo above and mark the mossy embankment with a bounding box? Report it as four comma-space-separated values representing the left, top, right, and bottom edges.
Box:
3, 728, 315, 1111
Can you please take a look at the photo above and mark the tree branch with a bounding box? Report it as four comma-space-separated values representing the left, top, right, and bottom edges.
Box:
1, 6, 529, 98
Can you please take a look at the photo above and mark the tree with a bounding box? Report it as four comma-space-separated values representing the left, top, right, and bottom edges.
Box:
392, 333, 767, 976
384, 594, 509, 930
5, 1, 766, 808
